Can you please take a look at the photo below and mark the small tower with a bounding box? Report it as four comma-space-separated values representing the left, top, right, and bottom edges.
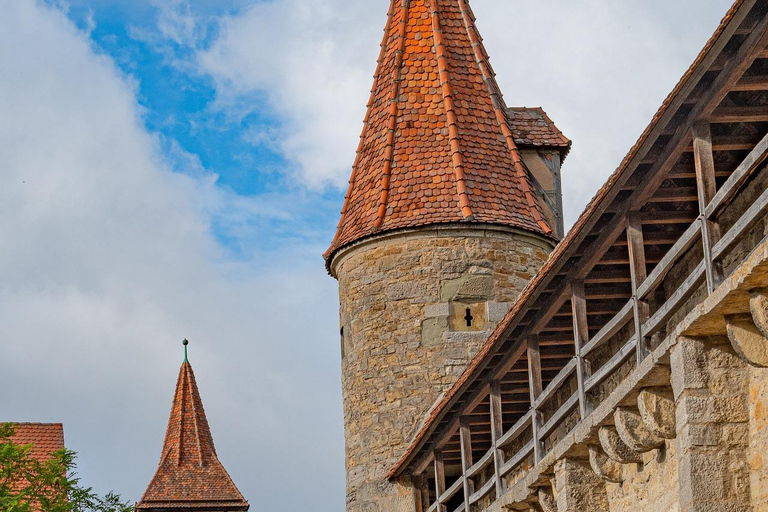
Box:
324, 1, 569, 511
136, 342, 249, 512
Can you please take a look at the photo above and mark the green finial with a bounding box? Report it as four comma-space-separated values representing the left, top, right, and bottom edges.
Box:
183, 338, 189, 363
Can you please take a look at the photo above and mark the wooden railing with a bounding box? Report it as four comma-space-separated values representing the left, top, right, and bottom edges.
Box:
415, 128, 768, 512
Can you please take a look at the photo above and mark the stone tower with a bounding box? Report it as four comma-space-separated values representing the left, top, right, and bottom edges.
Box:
324, 1, 570, 511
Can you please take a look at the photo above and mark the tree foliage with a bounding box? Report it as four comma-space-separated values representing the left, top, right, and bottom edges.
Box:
0, 423, 133, 512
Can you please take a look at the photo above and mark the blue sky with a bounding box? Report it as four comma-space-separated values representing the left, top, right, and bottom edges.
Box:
0, 0, 736, 510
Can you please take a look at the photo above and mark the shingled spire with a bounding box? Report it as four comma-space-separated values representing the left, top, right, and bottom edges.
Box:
325, 0, 557, 264
136, 358, 249, 512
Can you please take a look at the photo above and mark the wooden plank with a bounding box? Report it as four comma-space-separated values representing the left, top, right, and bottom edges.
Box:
539, 393, 580, 439
466, 447, 494, 479
459, 417, 474, 512
416, 473, 430, 512
706, 131, 768, 218
580, 300, 634, 357
534, 359, 577, 409
643, 260, 706, 336
527, 337, 544, 463
692, 120, 724, 293
496, 410, 533, 448
489, 380, 505, 496
626, 212, 651, 362
438, 476, 463, 506
637, 220, 702, 299
434, 450, 448, 512
732, 74, 768, 91
571, 280, 591, 418
499, 440, 535, 478
469, 476, 496, 505
712, 182, 768, 260
710, 105, 768, 123
584, 336, 637, 392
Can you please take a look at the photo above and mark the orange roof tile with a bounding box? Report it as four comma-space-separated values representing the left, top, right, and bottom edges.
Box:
136, 362, 248, 511
325, 0, 556, 267
9, 423, 65, 463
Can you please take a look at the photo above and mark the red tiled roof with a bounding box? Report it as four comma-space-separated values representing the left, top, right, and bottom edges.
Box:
505, 107, 571, 157
136, 362, 248, 512
325, 0, 556, 267
9, 423, 65, 463
388, 0, 749, 478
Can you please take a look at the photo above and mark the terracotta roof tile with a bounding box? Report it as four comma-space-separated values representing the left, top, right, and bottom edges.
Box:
325, 0, 556, 269
8, 423, 65, 463
136, 362, 248, 512
506, 107, 571, 157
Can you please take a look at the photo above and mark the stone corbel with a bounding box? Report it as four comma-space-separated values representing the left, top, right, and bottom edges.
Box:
598, 426, 642, 464
588, 445, 623, 483
637, 387, 676, 439
725, 313, 768, 367
614, 407, 664, 452
750, 289, 768, 338
536, 485, 557, 512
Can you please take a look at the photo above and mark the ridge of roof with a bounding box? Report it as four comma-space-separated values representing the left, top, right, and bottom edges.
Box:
137, 362, 248, 511
324, 0, 555, 271
388, 0, 748, 479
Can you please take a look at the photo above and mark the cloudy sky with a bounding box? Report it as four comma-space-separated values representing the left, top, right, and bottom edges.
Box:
0, 0, 735, 510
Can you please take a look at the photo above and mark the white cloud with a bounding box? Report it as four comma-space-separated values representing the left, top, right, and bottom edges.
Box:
0, 1, 343, 510
198, 0, 383, 188
199, 0, 734, 224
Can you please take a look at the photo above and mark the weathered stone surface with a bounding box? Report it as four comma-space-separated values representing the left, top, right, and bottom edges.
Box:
673, 337, 751, 512
614, 407, 664, 452
554, 458, 608, 511
588, 445, 623, 483
637, 387, 676, 439
333, 226, 552, 512
536, 486, 556, 512
598, 426, 642, 464
726, 313, 768, 368
750, 290, 768, 339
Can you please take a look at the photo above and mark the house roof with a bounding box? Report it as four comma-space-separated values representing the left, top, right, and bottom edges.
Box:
324, 0, 559, 269
136, 362, 249, 511
388, 0, 762, 478
9, 423, 65, 463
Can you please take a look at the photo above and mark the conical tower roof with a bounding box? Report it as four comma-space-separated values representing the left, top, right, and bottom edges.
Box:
137, 359, 249, 511
325, 0, 555, 266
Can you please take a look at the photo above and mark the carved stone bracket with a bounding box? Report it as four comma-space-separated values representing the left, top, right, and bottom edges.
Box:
614, 407, 664, 452
588, 445, 623, 483
637, 387, 676, 439
598, 426, 642, 464
750, 290, 768, 338
725, 313, 768, 367
536, 486, 557, 512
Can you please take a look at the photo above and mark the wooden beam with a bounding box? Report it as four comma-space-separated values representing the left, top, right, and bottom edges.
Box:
731, 74, 768, 91
459, 417, 474, 512
692, 120, 724, 293
710, 105, 768, 123
434, 451, 447, 512
489, 381, 505, 496
571, 280, 592, 418
626, 212, 651, 361
527, 337, 544, 463
415, 473, 430, 512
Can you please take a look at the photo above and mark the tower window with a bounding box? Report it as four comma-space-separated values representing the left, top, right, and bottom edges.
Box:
464, 308, 474, 327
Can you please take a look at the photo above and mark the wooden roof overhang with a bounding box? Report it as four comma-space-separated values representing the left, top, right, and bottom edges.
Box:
390, 0, 768, 485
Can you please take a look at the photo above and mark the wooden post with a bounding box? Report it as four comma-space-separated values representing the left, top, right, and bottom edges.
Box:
527, 336, 545, 463
692, 120, 724, 293
460, 416, 475, 511
489, 380, 506, 497
434, 450, 447, 512
571, 280, 592, 418
414, 473, 430, 512
626, 212, 651, 361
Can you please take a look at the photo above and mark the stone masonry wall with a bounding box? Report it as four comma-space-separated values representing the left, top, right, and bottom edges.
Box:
605, 441, 680, 512
749, 366, 768, 511
331, 225, 553, 512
